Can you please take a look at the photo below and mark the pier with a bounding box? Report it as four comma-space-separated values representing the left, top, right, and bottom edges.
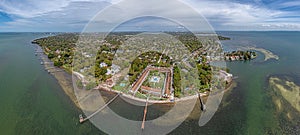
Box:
141, 96, 149, 130
45, 67, 56, 71
80, 93, 120, 123
40, 62, 52, 65
47, 69, 64, 74
198, 93, 206, 111
35, 51, 43, 56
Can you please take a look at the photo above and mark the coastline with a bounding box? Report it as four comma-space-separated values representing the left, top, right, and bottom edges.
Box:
239, 46, 279, 61
34, 44, 81, 109
38, 50, 236, 108
87, 78, 236, 105
32, 42, 236, 110
249, 47, 279, 61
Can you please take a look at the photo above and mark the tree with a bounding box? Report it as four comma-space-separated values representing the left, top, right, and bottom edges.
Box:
54, 60, 63, 67
85, 82, 97, 90
48, 53, 55, 59
173, 66, 181, 97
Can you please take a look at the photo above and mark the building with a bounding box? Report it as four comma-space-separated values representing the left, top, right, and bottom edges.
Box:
219, 70, 233, 83
106, 64, 121, 75
100, 62, 108, 68
130, 66, 173, 98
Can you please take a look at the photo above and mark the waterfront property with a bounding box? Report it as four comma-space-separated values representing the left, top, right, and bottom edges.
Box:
219, 70, 233, 83
130, 66, 173, 98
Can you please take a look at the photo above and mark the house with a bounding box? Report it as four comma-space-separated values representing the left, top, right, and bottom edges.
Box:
100, 62, 108, 68
231, 56, 236, 61
106, 64, 121, 75
219, 70, 233, 83
55, 49, 61, 54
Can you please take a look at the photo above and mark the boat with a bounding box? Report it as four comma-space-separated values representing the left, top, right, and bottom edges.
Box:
79, 114, 84, 123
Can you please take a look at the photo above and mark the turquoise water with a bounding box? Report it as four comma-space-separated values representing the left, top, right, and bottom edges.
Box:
0, 32, 299, 134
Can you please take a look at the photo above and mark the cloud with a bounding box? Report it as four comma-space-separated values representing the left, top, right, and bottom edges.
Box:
0, 0, 300, 31
0, 0, 111, 31
279, 1, 300, 8
0, 0, 70, 18
181, 0, 300, 30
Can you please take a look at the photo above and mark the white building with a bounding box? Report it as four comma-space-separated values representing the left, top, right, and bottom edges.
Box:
106, 64, 121, 75
219, 70, 233, 83
100, 62, 108, 68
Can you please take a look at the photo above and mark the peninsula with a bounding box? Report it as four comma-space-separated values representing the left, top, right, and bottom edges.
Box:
32, 32, 238, 107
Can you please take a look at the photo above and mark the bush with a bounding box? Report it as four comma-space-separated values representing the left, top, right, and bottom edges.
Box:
54, 61, 63, 67
85, 82, 97, 90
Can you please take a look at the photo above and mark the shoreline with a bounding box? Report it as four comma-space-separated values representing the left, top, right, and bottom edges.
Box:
34, 44, 81, 109
32, 43, 236, 110
239, 46, 279, 61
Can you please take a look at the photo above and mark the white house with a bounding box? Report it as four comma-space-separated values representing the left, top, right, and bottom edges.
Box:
100, 62, 108, 68
106, 64, 121, 75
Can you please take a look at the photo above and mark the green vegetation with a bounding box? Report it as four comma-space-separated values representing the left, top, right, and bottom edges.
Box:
32, 33, 77, 69
197, 63, 212, 90
129, 51, 171, 84
33, 32, 229, 98
85, 82, 97, 90
167, 32, 203, 52
76, 79, 83, 89
225, 50, 257, 61
218, 35, 231, 40
173, 66, 181, 97
142, 71, 166, 90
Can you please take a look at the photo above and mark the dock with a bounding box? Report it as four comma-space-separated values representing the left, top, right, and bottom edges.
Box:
47, 69, 64, 74
80, 93, 120, 123
35, 52, 43, 56
45, 67, 56, 71
198, 93, 206, 111
40, 62, 52, 65
141, 96, 149, 130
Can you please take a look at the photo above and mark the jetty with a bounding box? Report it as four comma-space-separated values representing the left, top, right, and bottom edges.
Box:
79, 93, 120, 123
141, 96, 149, 130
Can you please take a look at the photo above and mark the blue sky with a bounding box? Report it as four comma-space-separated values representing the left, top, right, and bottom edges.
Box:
0, 0, 300, 32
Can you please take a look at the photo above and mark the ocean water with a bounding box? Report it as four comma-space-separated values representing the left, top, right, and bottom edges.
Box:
0, 33, 103, 135
0, 32, 299, 135
172, 31, 300, 134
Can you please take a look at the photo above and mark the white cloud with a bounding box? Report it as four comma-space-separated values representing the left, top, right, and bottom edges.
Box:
280, 1, 300, 8
0, 0, 111, 31
0, 0, 70, 18
0, 0, 300, 31
179, 0, 300, 30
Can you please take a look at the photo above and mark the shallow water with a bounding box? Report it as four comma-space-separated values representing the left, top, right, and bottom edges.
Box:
0, 32, 299, 134
0, 33, 103, 135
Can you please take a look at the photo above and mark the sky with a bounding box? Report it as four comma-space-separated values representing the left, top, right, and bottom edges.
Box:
0, 0, 300, 32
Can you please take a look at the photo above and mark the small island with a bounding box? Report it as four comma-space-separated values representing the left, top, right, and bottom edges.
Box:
224, 50, 257, 61
248, 47, 279, 61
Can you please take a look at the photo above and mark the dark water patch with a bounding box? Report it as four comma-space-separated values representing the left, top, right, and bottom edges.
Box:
108, 96, 173, 121
170, 83, 247, 135
269, 73, 300, 86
